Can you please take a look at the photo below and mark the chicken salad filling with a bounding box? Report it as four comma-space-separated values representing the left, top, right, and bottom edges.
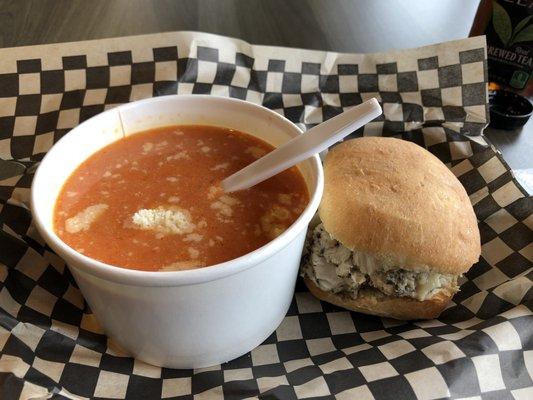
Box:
302, 223, 458, 301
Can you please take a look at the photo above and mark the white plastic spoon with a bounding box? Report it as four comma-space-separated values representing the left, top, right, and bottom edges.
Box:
222, 98, 382, 193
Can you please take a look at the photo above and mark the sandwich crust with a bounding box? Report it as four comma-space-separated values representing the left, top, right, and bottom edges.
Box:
319, 137, 480, 275
305, 277, 452, 320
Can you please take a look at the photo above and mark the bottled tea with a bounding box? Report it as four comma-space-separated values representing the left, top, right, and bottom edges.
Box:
470, 0, 533, 96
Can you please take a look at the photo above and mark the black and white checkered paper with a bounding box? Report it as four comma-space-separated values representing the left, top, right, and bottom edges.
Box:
0, 31, 531, 400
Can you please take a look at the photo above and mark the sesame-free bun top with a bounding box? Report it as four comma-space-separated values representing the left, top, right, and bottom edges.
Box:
319, 137, 480, 275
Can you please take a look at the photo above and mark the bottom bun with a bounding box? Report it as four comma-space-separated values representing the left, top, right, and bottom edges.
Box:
304, 278, 453, 320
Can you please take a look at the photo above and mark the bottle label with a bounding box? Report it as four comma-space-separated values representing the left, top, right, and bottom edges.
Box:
486, 0, 532, 90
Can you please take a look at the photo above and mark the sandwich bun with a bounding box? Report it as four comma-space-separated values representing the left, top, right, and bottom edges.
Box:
305, 278, 453, 320
319, 137, 480, 275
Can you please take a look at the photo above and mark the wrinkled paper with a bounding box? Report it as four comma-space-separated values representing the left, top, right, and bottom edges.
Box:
0, 31, 531, 400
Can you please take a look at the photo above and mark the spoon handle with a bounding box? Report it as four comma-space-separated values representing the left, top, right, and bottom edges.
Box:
222, 98, 382, 193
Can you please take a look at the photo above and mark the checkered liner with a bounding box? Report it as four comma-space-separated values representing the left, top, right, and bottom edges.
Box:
0, 32, 531, 400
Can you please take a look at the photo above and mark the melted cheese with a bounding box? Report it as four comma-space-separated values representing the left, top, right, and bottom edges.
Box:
65, 204, 108, 234
132, 207, 195, 235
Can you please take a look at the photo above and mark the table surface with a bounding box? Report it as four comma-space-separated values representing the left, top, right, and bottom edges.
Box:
0, 0, 531, 177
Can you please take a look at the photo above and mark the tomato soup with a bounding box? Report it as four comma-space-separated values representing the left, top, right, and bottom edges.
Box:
53, 125, 309, 271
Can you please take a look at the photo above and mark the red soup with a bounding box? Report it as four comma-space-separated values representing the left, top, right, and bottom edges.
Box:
54, 125, 309, 271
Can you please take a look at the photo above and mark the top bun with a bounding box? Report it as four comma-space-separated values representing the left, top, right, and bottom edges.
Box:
319, 137, 480, 275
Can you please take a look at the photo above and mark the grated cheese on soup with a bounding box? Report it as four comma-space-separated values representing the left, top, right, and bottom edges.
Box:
245, 146, 267, 158
65, 204, 109, 234
159, 260, 205, 271
184, 233, 203, 242
132, 207, 195, 235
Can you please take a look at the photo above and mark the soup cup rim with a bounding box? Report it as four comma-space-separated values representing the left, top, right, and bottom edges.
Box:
31, 95, 324, 287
